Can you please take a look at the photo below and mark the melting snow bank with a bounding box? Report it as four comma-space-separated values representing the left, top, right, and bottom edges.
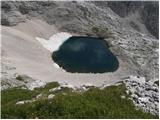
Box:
36, 32, 72, 52
123, 76, 159, 115
36, 32, 72, 69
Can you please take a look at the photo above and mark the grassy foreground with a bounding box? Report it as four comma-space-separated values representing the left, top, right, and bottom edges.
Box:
1, 82, 158, 119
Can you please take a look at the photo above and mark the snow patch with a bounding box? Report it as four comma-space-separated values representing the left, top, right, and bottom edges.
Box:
53, 62, 60, 69
36, 32, 72, 70
36, 32, 72, 52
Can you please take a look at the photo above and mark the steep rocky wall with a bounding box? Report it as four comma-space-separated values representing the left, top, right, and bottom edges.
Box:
141, 2, 159, 39
107, 1, 159, 39
1, 1, 159, 38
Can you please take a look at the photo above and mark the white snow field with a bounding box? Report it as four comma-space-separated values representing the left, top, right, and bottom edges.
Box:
36, 32, 72, 52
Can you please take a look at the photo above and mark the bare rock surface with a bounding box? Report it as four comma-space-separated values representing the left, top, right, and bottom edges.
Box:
123, 76, 159, 115
1, 74, 46, 90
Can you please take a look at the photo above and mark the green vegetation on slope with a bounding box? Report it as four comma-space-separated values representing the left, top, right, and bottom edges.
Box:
34, 82, 59, 94
1, 82, 158, 119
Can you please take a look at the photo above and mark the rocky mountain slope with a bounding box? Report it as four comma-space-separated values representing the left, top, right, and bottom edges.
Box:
1, 1, 159, 117
1, 1, 158, 84
1, 1, 159, 38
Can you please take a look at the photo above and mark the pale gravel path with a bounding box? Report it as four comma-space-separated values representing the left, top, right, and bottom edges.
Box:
1, 19, 133, 88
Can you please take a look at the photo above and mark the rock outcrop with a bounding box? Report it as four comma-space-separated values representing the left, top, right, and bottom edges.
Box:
1, 74, 46, 90
123, 76, 159, 115
107, 1, 159, 39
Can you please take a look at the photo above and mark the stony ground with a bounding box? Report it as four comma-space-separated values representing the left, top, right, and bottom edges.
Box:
123, 76, 159, 115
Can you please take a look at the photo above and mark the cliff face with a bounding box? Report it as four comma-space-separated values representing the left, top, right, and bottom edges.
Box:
107, 1, 159, 39
1, 1, 159, 38
1, 1, 159, 85
141, 2, 159, 39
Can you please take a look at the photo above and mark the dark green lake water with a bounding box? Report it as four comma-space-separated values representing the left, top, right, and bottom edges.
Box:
52, 36, 119, 73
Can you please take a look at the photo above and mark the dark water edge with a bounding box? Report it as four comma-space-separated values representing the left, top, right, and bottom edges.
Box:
52, 36, 119, 73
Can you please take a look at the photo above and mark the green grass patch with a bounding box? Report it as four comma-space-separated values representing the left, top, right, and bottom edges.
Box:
1, 88, 38, 105
1, 83, 158, 119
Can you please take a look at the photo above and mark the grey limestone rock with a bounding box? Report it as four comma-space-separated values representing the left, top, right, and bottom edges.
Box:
123, 75, 159, 115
